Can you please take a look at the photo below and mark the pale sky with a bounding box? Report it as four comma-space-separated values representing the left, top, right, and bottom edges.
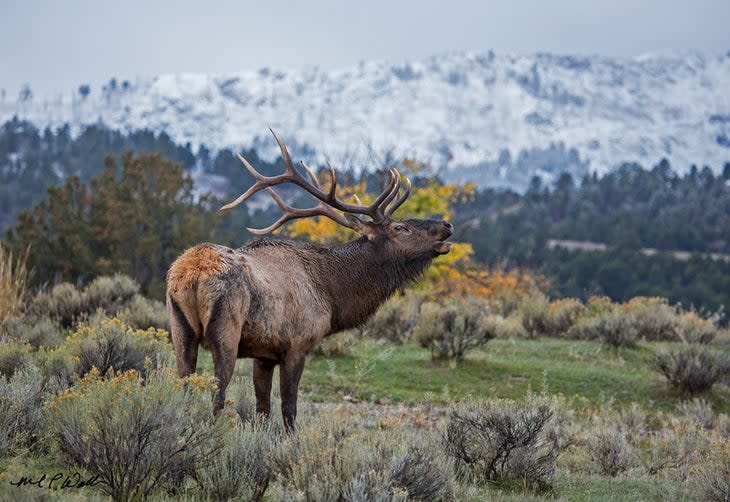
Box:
2, 0, 729, 97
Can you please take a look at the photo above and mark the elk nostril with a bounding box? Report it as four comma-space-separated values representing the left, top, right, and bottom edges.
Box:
443, 222, 453, 231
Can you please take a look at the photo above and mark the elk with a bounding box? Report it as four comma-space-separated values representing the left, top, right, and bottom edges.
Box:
166, 130, 453, 429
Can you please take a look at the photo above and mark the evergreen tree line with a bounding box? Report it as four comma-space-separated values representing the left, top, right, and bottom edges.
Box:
1, 119, 728, 311
0, 118, 290, 230
461, 161, 730, 313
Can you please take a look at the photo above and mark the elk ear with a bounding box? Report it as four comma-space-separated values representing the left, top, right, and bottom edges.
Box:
345, 214, 379, 240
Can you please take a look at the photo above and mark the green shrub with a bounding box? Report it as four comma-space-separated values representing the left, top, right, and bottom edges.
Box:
311, 330, 359, 358
569, 310, 639, 348
0, 338, 32, 378
196, 421, 275, 502
483, 314, 527, 339
344, 470, 409, 502
1, 314, 66, 348
226, 375, 258, 424
674, 311, 718, 344
361, 295, 417, 344
273, 416, 354, 501
562, 296, 716, 347
634, 415, 710, 478
547, 298, 585, 336
0, 366, 49, 456
654, 345, 730, 396
39, 346, 76, 387
82, 274, 140, 314
698, 451, 730, 502
274, 417, 453, 502
339, 443, 451, 502
519, 296, 550, 337
117, 294, 169, 330
385, 444, 453, 502
27, 275, 152, 331
520, 296, 583, 338
620, 297, 677, 341
415, 300, 495, 361
676, 398, 715, 429
443, 395, 563, 491
30, 282, 84, 328
587, 426, 636, 476
583, 296, 616, 316
57, 318, 172, 379
47, 368, 229, 502
614, 403, 648, 439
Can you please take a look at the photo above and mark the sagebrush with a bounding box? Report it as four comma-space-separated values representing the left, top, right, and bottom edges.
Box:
47, 368, 229, 502
443, 395, 563, 491
415, 300, 495, 361
654, 345, 730, 395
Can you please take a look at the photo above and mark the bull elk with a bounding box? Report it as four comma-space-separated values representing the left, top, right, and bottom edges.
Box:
166, 130, 453, 429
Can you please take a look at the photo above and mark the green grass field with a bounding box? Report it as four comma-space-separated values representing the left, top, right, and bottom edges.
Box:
198, 337, 730, 414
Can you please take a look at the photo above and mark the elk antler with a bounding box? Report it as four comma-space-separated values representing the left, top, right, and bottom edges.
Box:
221, 129, 412, 235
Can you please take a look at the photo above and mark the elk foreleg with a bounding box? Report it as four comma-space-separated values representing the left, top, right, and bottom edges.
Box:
279, 354, 306, 431
253, 358, 276, 417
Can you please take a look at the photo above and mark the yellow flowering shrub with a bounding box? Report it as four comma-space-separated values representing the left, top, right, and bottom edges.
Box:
46, 367, 229, 501
43, 317, 172, 381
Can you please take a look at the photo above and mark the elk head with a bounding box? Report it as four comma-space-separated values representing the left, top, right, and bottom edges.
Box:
220, 129, 454, 259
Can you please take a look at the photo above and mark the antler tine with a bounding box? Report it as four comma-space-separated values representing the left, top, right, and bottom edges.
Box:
269, 127, 297, 175
236, 153, 264, 180
219, 153, 271, 211
385, 174, 412, 216
375, 169, 402, 215
246, 188, 361, 235
300, 161, 322, 188
325, 162, 338, 199
370, 169, 398, 214
221, 131, 319, 212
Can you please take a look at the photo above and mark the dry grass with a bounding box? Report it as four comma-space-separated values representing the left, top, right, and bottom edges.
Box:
0, 245, 31, 326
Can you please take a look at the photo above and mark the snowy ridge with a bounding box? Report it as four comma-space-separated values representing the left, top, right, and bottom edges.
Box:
2, 50, 730, 187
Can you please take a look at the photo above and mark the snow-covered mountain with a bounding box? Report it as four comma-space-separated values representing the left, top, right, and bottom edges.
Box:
2, 50, 729, 189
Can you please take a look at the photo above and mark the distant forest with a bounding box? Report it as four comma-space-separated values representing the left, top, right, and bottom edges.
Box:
2, 118, 729, 312
460, 163, 730, 312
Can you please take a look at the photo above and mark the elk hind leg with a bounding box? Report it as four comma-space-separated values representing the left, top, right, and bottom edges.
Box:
167, 296, 199, 377
206, 300, 242, 415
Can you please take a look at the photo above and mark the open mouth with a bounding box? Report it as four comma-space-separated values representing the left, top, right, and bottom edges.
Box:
434, 241, 452, 254
433, 223, 453, 254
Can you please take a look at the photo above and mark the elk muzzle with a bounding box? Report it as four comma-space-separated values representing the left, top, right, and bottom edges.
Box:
434, 221, 453, 254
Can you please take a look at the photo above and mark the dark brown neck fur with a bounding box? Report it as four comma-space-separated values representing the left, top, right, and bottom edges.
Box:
318, 237, 434, 333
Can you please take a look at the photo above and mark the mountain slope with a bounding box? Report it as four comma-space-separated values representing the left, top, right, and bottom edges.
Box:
2, 50, 729, 188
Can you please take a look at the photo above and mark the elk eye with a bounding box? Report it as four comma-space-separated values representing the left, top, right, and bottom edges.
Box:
394, 224, 409, 233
